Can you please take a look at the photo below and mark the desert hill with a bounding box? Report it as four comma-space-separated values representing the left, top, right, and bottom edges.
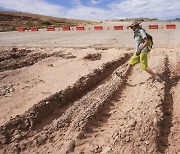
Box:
0, 10, 95, 32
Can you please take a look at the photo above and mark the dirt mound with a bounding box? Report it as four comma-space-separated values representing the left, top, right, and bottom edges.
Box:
52, 52, 76, 59
83, 53, 102, 61
0, 48, 50, 72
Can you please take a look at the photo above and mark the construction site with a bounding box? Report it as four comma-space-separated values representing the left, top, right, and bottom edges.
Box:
0, 17, 180, 154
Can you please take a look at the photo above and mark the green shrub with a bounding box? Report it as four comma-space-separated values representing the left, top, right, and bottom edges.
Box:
41, 21, 53, 25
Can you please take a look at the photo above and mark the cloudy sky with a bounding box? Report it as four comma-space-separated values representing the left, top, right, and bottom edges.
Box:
0, 0, 180, 20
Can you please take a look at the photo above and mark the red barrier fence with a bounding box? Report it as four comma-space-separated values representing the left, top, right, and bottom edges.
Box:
62, 27, 70, 31
17, 24, 178, 32
17, 27, 25, 32
47, 27, 55, 31
76, 26, 85, 30
94, 26, 103, 30
114, 26, 123, 30
149, 25, 158, 29
31, 27, 38, 31
166, 24, 176, 29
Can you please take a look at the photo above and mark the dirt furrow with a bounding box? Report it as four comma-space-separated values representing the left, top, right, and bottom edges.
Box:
0, 53, 130, 153
54, 70, 127, 153
0, 47, 80, 73
166, 79, 180, 153
0, 48, 51, 72
156, 57, 174, 153
158, 52, 180, 154
0, 49, 179, 154
73, 55, 167, 154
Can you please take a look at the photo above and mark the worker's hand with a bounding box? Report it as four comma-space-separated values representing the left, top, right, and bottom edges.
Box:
136, 49, 141, 56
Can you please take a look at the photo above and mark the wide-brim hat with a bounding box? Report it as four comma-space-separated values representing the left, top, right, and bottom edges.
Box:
128, 20, 141, 28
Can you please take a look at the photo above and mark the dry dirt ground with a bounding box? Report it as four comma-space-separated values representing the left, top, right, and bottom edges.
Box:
0, 21, 180, 154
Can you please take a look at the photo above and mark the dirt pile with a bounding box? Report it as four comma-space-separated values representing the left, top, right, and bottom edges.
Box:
52, 52, 76, 59
83, 53, 102, 61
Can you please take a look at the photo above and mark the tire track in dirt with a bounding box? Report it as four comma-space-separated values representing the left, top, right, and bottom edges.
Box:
0, 53, 130, 153
73, 55, 167, 154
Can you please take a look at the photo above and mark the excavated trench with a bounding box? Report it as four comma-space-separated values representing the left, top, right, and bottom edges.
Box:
0, 47, 77, 73
72, 55, 179, 154
0, 49, 179, 154
0, 48, 50, 72
72, 56, 167, 154
157, 57, 180, 153
156, 57, 173, 153
0, 51, 130, 153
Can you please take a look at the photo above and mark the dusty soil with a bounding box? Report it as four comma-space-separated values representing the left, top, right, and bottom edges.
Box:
0, 48, 51, 72
0, 21, 179, 154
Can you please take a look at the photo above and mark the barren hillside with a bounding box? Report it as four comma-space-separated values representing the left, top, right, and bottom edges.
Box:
0, 10, 95, 32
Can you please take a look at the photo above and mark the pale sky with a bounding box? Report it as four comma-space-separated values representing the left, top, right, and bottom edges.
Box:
0, 0, 180, 20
